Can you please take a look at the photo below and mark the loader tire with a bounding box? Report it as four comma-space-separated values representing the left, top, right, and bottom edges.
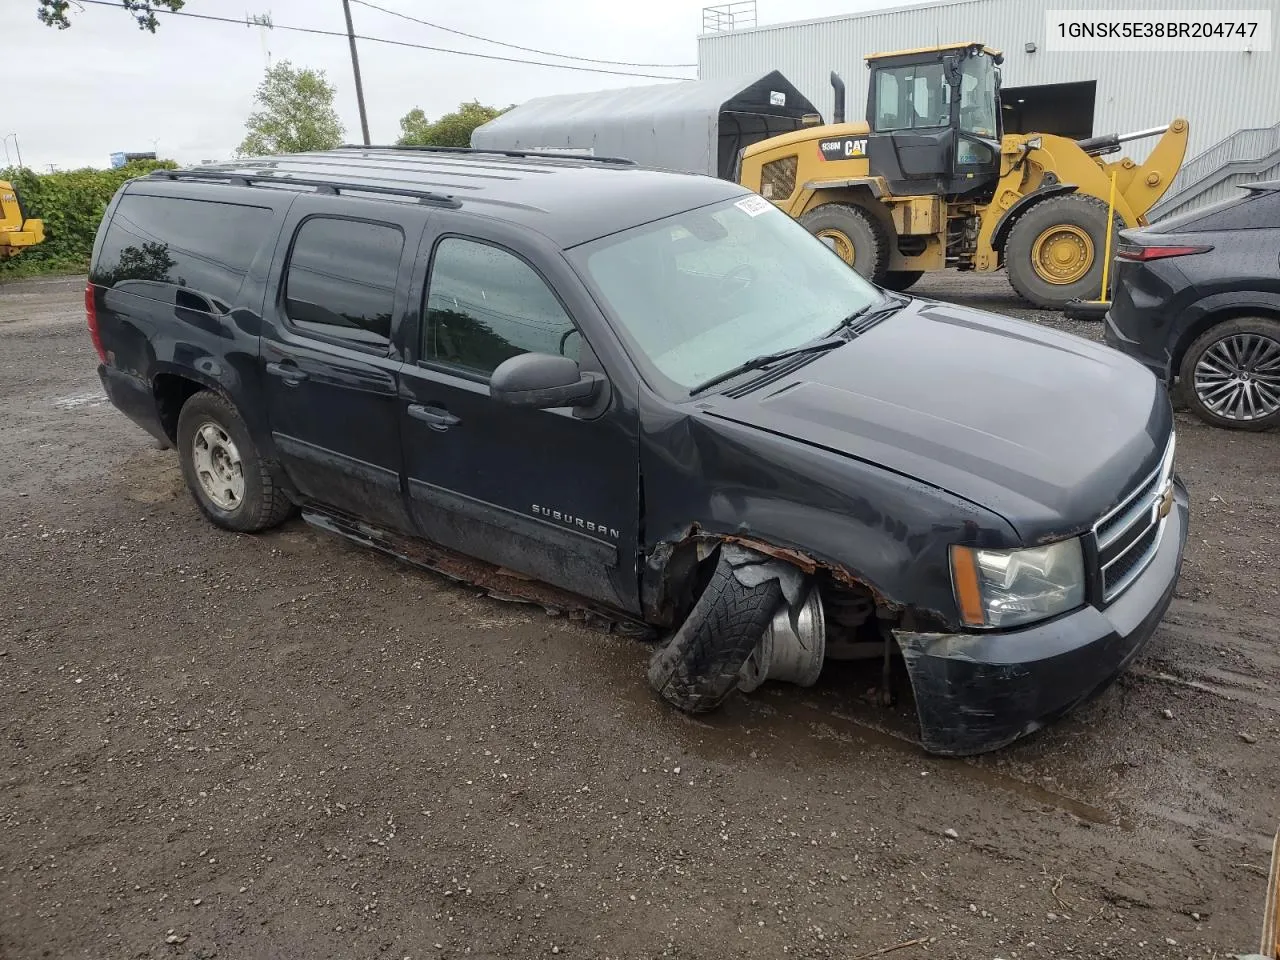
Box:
647, 550, 784, 714
800, 203, 890, 285
1005, 194, 1124, 310
883, 270, 924, 292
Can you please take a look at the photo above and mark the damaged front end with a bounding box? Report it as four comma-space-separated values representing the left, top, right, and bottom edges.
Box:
645, 537, 907, 714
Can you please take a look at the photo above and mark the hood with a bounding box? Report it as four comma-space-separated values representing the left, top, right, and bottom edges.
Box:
698, 298, 1173, 542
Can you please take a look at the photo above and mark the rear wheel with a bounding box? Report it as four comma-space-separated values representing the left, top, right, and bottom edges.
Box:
799, 203, 890, 285
1005, 195, 1122, 309
176, 391, 295, 531
1179, 317, 1280, 431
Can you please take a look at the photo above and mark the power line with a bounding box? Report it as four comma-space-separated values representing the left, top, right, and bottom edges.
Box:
350, 0, 698, 69
75, 0, 694, 81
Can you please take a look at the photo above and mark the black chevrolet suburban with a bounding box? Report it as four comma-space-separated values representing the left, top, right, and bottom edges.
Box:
89, 147, 1188, 755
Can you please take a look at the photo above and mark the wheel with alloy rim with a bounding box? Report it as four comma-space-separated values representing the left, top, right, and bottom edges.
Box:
176, 390, 296, 530
191, 421, 245, 511
1180, 317, 1280, 431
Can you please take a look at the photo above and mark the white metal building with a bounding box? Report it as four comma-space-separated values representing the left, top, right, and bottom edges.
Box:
698, 0, 1280, 214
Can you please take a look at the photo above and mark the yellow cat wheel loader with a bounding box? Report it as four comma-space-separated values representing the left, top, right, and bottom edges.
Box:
738, 42, 1189, 309
0, 179, 45, 259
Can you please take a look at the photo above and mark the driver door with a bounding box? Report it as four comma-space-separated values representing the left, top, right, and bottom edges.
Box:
866, 61, 954, 196
397, 213, 640, 612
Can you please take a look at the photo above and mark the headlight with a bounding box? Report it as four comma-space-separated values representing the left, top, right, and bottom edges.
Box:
950, 538, 1085, 629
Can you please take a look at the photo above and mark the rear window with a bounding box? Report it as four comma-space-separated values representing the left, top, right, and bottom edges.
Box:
283, 217, 404, 346
1155, 187, 1280, 233
90, 193, 271, 311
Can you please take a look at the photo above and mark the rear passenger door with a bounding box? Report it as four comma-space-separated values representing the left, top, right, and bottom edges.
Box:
260, 197, 429, 532
398, 216, 640, 611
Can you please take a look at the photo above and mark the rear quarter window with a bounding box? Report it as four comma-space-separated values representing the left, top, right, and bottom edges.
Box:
1157, 188, 1280, 233
90, 194, 272, 311
283, 217, 404, 346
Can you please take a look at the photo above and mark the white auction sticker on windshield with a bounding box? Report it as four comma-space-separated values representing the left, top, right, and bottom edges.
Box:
735, 195, 773, 217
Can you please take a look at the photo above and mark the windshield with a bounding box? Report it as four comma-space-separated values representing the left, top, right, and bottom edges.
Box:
959, 53, 1000, 138
572, 196, 881, 393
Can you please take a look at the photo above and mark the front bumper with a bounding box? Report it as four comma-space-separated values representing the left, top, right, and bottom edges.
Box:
896, 482, 1189, 756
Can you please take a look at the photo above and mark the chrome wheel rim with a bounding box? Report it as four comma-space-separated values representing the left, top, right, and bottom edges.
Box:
191, 421, 245, 511
1194, 333, 1280, 422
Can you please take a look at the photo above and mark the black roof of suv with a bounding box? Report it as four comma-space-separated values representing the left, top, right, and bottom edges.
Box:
150, 146, 746, 248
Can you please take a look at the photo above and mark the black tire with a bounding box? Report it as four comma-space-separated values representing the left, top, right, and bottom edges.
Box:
882, 270, 924, 292
1178, 316, 1280, 431
799, 203, 890, 285
647, 551, 784, 714
1005, 194, 1124, 310
176, 391, 295, 532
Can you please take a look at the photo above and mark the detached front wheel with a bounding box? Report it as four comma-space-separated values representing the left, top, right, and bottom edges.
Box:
647, 548, 784, 713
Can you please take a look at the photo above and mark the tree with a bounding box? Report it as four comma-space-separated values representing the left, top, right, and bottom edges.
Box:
397, 101, 509, 149
38, 0, 183, 31
94, 241, 177, 287
238, 61, 345, 157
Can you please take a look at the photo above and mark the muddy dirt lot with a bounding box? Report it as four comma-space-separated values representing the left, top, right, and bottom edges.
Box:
2, 274, 1277, 960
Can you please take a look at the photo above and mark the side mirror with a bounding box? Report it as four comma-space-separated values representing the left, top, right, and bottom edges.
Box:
490, 352, 603, 409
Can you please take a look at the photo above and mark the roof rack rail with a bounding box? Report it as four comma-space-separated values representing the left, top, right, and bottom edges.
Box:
148, 168, 463, 208
334, 144, 638, 166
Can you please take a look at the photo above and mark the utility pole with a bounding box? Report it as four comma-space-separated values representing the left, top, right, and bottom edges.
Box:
341, 0, 371, 146
247, 12, 274, 71
6, 134, 23, 170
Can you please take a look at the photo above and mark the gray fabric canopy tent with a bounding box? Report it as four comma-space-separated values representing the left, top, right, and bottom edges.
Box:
470, 71, 821, 180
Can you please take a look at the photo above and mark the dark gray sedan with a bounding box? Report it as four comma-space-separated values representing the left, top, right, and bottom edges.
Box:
1105, 180, 1280, 431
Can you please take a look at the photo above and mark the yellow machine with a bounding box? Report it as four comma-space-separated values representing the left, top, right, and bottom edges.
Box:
738, 42, 1189, 308
0, 180, 45, 260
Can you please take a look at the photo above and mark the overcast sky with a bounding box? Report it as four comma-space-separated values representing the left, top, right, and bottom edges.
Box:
6, 0, 932, 171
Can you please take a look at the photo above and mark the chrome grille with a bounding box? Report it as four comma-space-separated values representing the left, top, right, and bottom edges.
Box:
1093, 434, 1176, 603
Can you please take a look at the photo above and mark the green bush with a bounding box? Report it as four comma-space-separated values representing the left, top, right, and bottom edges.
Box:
0, 160, 177, 280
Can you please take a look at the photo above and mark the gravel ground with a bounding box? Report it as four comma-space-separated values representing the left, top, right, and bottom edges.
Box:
2, 273, 1278, 960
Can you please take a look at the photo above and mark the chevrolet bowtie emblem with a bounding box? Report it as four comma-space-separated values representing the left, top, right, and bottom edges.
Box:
1154, 480, 1174, 522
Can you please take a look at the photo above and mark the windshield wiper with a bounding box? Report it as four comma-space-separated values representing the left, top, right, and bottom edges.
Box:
828, 291, 909, 337
688, 335, 846, 397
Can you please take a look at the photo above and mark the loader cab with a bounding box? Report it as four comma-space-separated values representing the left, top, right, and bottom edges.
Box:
864, 42, 1003, 199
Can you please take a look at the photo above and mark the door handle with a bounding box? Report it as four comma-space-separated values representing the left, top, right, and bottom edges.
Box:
266, 361, 309, 386
408, 403, 460, 431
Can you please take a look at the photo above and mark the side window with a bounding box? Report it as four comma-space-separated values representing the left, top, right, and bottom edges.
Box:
284, 217, 403, 345
874, 64, 948, 131
91, 194, 271, 311
424, 238, 579, 376
874, 71, 901, 131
